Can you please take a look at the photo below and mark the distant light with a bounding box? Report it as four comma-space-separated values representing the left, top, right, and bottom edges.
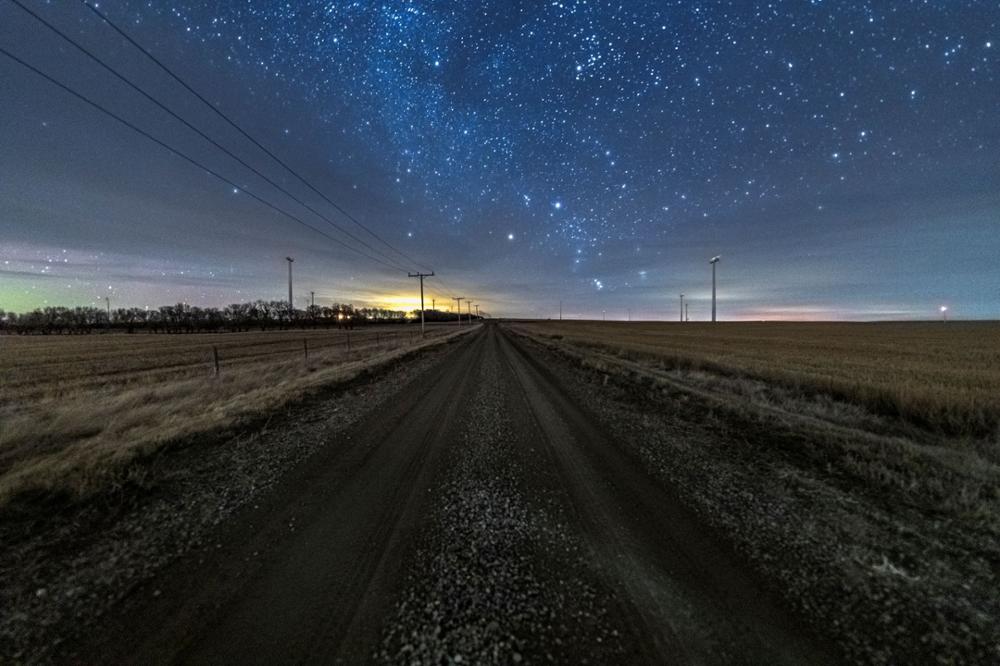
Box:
507, 233, 515, 240
553, 201, 563, 210
940, 305, 948, 312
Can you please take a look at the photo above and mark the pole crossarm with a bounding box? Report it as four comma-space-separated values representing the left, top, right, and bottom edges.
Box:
408, 272, 435, 337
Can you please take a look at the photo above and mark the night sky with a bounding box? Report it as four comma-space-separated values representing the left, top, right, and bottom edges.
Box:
2, 1, 998, 320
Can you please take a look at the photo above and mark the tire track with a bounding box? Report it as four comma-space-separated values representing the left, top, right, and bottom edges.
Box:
376, 325, 635, 665
495, 326, 834, 665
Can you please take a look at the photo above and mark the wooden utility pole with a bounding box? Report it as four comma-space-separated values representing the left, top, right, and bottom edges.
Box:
408, 272, 435, 337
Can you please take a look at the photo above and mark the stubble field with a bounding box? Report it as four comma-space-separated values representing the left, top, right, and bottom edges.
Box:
508, 320, 1000, 437
0, 324, 467, 508
505, 321, 1000, 662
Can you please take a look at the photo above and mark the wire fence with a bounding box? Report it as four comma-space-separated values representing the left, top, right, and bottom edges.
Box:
0, 324, 474, 402
206, 326, 455, 376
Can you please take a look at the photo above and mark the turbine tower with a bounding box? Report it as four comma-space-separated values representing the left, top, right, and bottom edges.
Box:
286, 257, 294, 318
710, 256, 721, 323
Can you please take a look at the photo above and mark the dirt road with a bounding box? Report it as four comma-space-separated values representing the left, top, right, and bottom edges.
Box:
77, 324, 833, 664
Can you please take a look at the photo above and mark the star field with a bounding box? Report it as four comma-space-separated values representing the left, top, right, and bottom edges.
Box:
1, 1, 998, 318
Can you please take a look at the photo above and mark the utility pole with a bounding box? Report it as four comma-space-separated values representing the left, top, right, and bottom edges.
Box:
940, 305, 948, 322
559, 300, 563, 321
467, 300, 473, 324
105, 296, 111, 319
432, 298, 435, 311
408, 272, 435, 337
286, 256, 294, 319
453, 297, 465, 325
603, 310, 606, 321
710, 255, 721, 323
474, 304, 480, 319
685, 302, 689, 322
679, 293, 685, 322
310, 291, 315, 309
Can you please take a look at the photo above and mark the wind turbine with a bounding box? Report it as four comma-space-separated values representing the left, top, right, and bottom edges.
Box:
710, 256, 721, 323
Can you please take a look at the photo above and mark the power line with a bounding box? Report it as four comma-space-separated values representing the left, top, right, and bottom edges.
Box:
80, 0, 435, 275
7, 0, 413, 274
408, 271, 434, 337
0, 45, 405, 273
433, 274, 462, 301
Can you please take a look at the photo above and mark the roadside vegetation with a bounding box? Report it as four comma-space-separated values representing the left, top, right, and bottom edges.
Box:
0, 324, 472, 510
510, 320, 1000, 437
508, 322, 1000, 662
0, 301, 466, 335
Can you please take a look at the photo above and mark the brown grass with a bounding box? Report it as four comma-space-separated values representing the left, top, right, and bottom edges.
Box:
508, 320, 1000, 437
0, 325, 470, 507
505, 324, 1000, 663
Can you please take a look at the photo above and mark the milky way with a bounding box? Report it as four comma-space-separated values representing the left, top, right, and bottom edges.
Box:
1, 1, 998, 319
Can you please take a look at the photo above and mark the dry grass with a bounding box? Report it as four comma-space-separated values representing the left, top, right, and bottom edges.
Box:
505, 325, 1000, 663
0, 326, 432, 404
0, 325, 470, 507
508, 320, 1000, 437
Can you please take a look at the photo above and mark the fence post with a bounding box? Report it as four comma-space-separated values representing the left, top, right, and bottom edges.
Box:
304, 338, 308, 361
213, 346, 220, 376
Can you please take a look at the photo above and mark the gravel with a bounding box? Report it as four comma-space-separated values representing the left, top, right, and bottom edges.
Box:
376, 338, 632, 665
512, 330, 1000, 665
0, 338, 462, 664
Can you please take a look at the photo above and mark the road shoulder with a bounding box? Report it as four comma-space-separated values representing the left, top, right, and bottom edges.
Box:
0, 329, 476, 663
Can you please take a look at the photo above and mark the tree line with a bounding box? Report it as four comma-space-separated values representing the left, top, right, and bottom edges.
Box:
0, 300, 468, 335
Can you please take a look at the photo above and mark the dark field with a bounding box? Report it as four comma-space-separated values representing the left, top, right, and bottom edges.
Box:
509, 320, 1000, 435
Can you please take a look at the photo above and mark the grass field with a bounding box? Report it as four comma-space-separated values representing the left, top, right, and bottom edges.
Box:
505, 321, 1000, 663
0, 324, 467, 508
509, 320, 1000, 437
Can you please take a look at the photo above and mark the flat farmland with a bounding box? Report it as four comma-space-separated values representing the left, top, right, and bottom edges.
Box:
508, 320, 1000, 436
0, 324, 466, 506
1, 325, 446, 403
